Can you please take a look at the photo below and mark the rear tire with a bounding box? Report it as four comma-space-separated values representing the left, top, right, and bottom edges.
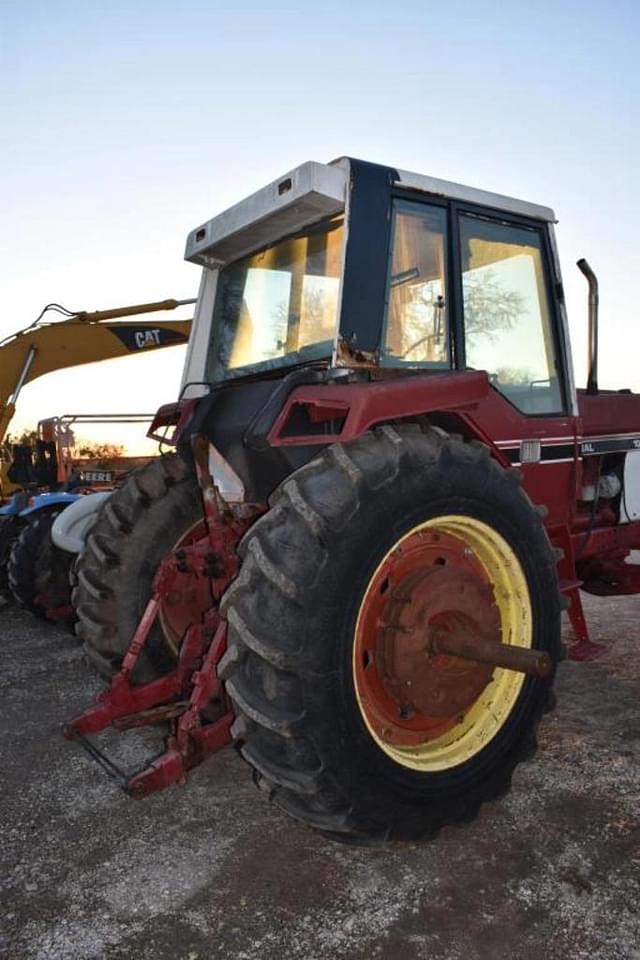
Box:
0, 516, 24, 599
73, 454, 203, 681
221, 425, 561, 843
8, 510, 62, 618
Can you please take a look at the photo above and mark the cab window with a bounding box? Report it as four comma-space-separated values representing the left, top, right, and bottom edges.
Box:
459, 214, 564, 414
382, 201, 450, 367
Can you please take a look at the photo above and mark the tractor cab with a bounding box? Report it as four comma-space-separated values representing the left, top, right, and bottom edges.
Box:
182, 158, 570, 420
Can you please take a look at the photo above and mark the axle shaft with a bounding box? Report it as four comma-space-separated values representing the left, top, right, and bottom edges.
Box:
431, 620, 552, 678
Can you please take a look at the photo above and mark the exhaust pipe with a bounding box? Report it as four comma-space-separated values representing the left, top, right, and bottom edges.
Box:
577, 258, 599, 394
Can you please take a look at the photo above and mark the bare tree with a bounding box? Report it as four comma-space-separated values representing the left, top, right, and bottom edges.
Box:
74, 440, 125, 459
463, 269, 525, 344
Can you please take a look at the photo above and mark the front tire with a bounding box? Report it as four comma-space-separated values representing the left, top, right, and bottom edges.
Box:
221, 425, 561, 843
33, 523, 74, 624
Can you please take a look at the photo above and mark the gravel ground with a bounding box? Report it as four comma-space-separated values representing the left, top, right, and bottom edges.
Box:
0, 591, 639, 960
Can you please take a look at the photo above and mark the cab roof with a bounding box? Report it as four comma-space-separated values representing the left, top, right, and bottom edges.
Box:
185, 157, 555, 268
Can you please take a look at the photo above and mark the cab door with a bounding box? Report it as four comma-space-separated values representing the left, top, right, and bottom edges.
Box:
455, 209, 577, 527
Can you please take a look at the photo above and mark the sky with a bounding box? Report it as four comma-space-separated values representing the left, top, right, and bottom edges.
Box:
2, 0, 639, 453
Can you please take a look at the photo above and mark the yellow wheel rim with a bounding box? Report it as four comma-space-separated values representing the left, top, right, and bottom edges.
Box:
353, 515, 532, 772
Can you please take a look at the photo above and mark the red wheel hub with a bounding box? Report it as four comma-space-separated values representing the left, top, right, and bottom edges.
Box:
158, 521, 214, 652
355, 528, 501, 747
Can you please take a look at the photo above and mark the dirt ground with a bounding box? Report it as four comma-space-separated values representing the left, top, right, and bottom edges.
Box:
1, 589, 639, 960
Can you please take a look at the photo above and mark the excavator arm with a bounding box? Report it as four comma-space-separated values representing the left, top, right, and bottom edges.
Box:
0, 299, 194, 445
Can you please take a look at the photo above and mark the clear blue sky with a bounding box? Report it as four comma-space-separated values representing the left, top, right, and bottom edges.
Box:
2, 1, 639, 450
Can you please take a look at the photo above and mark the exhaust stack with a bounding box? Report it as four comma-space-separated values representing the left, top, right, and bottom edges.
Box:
577, 258, 599, 394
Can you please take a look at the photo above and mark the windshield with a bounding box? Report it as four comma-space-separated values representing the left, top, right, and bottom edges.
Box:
207, 216, 344, 381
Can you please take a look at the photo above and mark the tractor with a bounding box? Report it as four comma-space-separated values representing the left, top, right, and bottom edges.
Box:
67, 158, 640, 844
3, 413, 153, 621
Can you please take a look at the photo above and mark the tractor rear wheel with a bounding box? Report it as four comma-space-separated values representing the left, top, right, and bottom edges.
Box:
73, 454, 207, 681
8, 509, 63, 618
221, 425, 561, 843
0, 516, 24, 598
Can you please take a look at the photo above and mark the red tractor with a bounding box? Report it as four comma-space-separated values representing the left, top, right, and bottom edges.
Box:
68, 158, 640, 843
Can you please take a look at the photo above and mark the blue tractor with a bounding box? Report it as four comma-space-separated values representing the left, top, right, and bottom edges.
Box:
0, 439, 83, 617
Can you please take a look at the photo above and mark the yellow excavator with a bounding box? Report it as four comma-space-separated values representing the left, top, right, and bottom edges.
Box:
0, 297, 194, 495
0, 298, 193, 610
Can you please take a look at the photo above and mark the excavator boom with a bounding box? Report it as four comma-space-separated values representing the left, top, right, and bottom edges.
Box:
0, 299, 194, 445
